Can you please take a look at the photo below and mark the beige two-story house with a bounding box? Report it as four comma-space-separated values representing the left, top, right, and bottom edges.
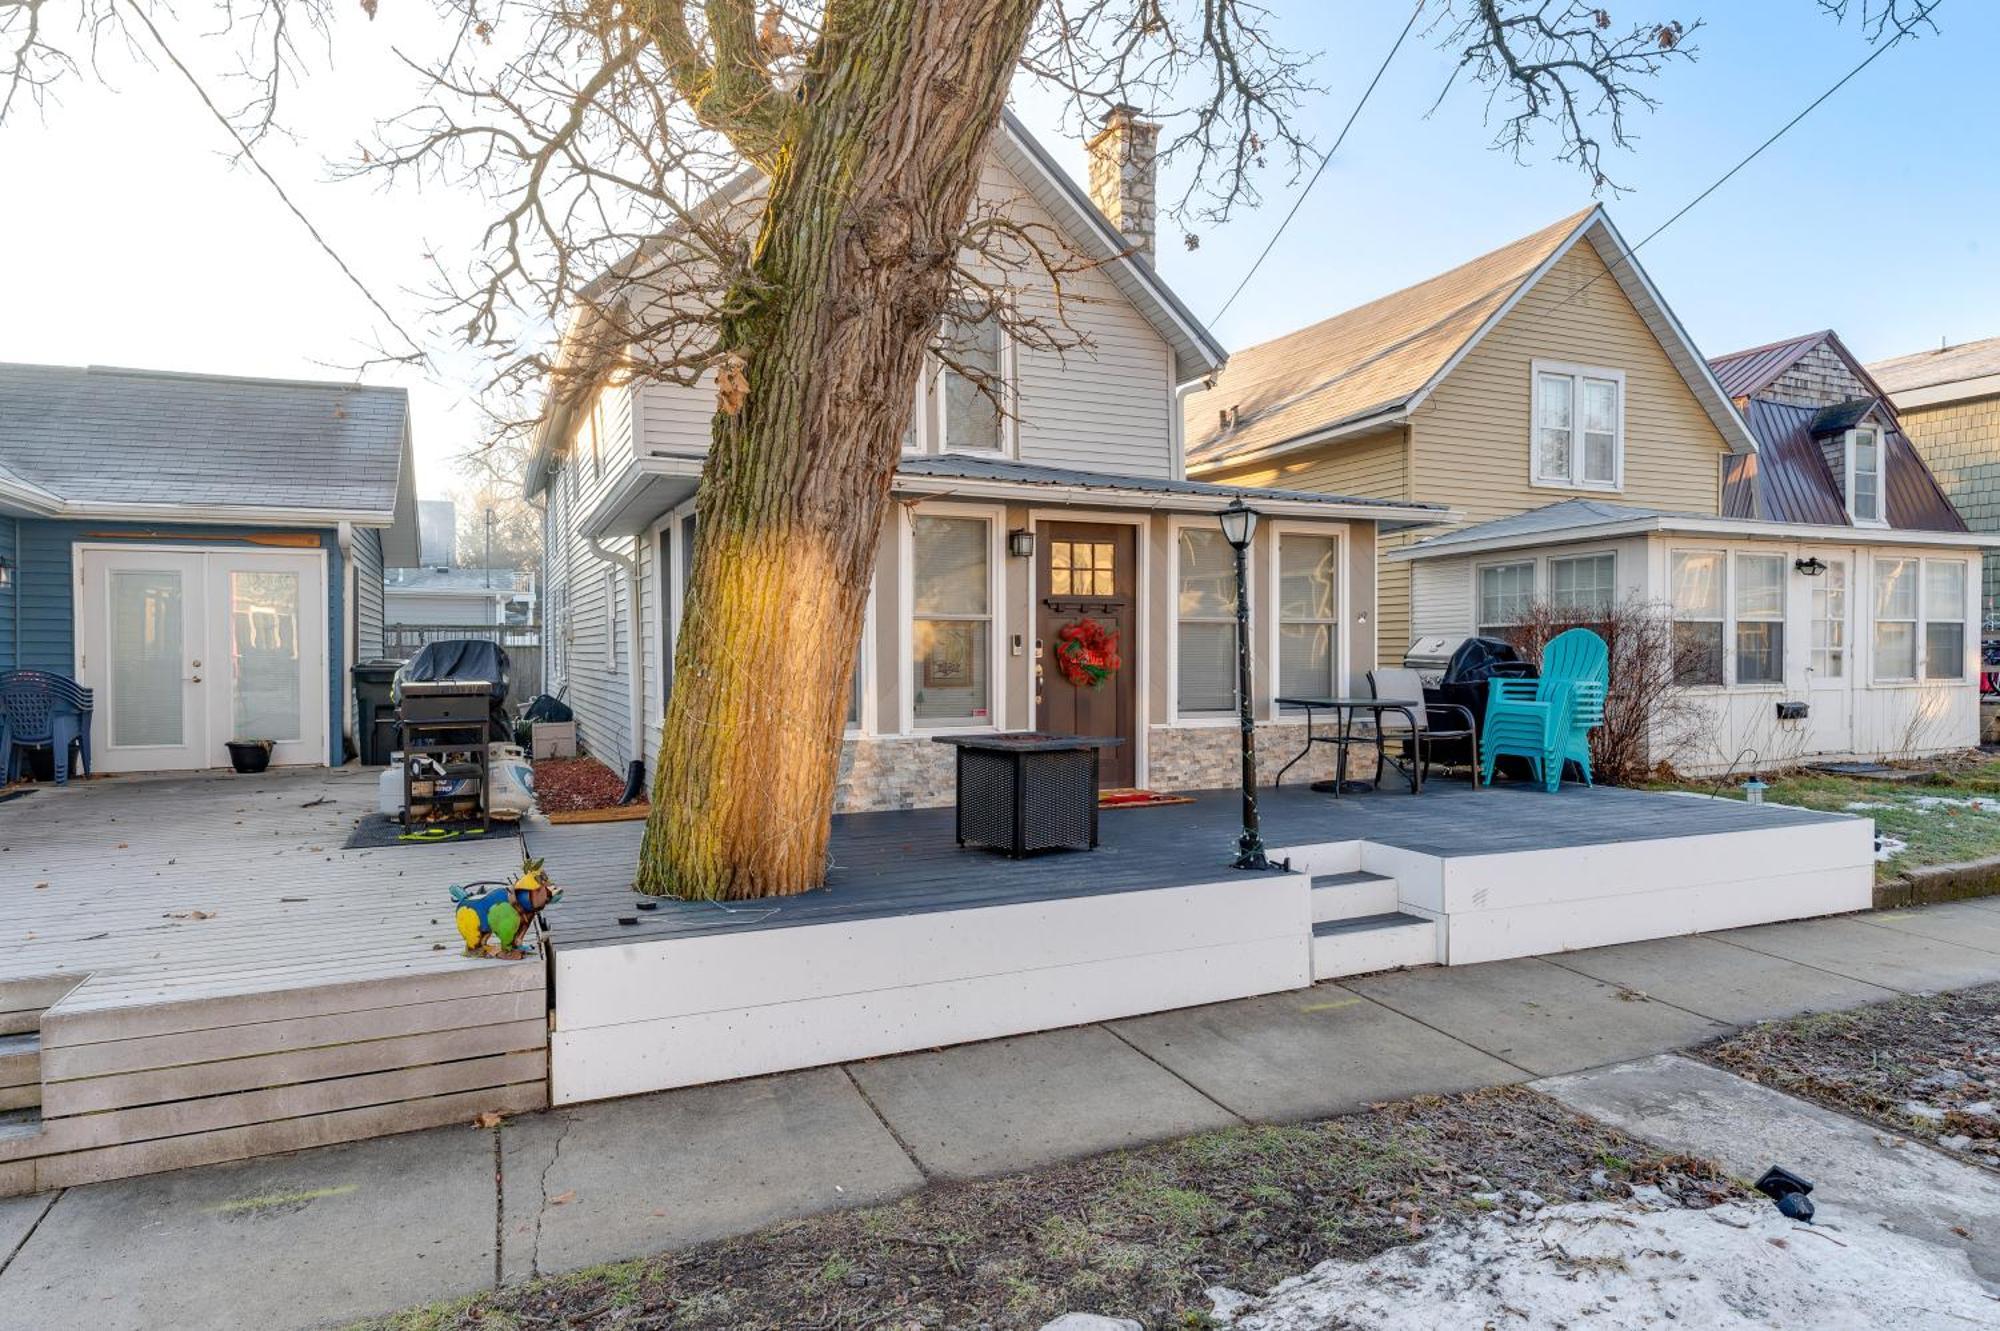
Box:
1188, 210, 1989, 770
526, 111, 1448, 809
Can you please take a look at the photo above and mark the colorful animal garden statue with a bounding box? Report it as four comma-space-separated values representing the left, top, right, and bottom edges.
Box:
450, 855, 562, 958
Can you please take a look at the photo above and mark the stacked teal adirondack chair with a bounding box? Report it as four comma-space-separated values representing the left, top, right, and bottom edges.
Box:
1478, 628, 1608, 793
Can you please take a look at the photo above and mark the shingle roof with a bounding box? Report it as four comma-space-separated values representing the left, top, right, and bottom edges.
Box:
1393, 498, 1654, 553
1721, 397, 1966, 532
1183, 209, 1597, 469
1707, 331, 1831, 400
1868, 334, 2000, 396
0, 363, 409, 516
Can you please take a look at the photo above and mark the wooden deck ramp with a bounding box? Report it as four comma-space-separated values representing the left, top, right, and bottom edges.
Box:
0, 769, 549, 1194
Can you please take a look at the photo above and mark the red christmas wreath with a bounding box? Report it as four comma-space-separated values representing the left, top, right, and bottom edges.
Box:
1054, 617, 1122, 689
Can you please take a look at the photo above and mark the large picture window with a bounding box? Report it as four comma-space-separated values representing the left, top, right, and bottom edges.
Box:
1671, 551, 1724, 686
910, 514, 992, 725
1176, 527, 1237, 715
1277, 533, 1340, 704
1532, 363, 1622, 489
1734, 553, 1785, 685
1477, 561, 1535, 641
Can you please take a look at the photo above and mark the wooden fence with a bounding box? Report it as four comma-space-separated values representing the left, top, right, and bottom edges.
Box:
383, 623, 545, 702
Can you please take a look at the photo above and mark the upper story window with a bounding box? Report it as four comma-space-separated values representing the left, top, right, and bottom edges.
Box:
1532, 362, 1623, 491
938, 303, 1012, 455
1845, 426, 1885, 526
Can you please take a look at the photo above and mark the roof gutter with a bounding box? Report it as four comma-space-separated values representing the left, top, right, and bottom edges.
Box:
887, 470, 1454, 527
1886, 373, 2000, 411
0, 495, 398, 527
1388, 515, 1998, 562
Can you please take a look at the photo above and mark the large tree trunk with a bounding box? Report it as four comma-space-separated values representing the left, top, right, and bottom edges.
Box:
636, 0, 1039, 899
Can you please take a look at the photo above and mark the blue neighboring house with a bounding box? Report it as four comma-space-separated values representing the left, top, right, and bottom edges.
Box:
0, 364, 420, 772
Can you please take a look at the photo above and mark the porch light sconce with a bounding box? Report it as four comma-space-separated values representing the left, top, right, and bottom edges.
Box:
1794, 556, 1828, 577
0, 555, 10, 591
1007, 528, 1036, 560
1218, 498, 1272, 871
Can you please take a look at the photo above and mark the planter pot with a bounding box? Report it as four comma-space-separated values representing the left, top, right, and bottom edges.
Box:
226, 739, 275, 774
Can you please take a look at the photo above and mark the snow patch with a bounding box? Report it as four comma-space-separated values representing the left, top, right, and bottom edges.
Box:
1207, 1191, 1998, 1329
1876, 833, 1909, 862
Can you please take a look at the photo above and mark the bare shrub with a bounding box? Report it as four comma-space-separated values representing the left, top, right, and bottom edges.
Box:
1503, 596, 1700, 785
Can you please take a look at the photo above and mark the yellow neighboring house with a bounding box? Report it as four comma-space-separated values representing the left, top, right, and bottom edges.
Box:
1184, 206, 1754, 663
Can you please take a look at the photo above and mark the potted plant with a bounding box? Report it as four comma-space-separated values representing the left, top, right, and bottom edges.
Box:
226, 739, 275, 774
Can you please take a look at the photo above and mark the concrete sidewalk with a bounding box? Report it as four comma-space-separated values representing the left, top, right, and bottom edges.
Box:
4, 896, 1998, 1331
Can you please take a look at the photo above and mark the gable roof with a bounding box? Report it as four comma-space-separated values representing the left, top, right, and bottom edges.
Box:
524, 111, 1227, 499
0, 363, 418, 547
1707, 332, 1966, 533
1184, 207, 1757, 473
1868, 333, 2000, 407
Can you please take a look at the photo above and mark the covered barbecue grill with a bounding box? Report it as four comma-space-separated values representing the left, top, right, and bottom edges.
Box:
1400, 635, 1537, 770
394, 639, 513, 742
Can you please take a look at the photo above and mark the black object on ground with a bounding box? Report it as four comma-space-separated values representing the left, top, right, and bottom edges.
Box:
1754, 1165, 1816, 1222
619, 759, 646, 805
521, 693, 573, 724
343, 813, 520, 849
226, 739, 274, 774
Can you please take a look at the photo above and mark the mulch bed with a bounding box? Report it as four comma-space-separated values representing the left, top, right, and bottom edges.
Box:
356, 1086, 1736, 1331
1702, 983, 2000, 1173
534, 757, 646, 815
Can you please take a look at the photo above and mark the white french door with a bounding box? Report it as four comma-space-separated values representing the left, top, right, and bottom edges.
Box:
78, 546, 327, 772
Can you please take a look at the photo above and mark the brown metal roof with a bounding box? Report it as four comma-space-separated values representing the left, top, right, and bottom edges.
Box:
1707, 330, 1834, 400
1723, 396, 1966, 532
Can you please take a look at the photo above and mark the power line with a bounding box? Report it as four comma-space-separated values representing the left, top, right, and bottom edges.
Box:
118, 0, 428, 364
1534, 0, 1942, 324
1209, 0, 1425, 326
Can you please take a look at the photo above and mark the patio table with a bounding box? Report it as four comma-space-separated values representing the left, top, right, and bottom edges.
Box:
1272, 697, 1425, 796
933, 733, 1123, 857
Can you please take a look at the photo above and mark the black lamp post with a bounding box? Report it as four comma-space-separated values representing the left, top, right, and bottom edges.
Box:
1219, 498, 1271, 871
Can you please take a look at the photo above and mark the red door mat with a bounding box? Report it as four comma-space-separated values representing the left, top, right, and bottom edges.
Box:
1099, 788, 1196, 809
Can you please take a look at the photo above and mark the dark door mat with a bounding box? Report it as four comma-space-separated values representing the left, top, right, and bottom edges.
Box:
344, 813, 521, 849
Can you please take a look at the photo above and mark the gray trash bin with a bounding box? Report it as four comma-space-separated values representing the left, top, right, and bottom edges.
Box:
352, 659, 404, 765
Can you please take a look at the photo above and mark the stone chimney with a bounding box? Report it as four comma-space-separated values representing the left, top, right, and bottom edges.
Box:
1086, 105, 1160, 261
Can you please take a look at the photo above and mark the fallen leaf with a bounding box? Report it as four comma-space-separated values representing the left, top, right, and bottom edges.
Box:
473, 1111, 504, 1129
551, 1190, 576, 1206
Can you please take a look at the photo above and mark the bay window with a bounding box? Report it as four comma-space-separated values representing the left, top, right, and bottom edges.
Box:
910, 514, 992, 725
1476, 561, 1534, 641
1277, 533, 1340, 703
1176, 527, 1236, 715
1671, 550, 1724, 686
1733, 553, 1785, 685
1532, 363, 1623, 489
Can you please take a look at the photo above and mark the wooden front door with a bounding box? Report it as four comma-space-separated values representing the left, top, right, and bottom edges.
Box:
1036, 522, 1137, 788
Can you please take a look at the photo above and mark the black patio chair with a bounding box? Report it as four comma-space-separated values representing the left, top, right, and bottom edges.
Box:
1368, 667, 1477, 789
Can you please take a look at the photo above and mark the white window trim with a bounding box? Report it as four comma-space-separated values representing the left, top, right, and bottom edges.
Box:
1267, 522, 1349, 714
1529, 359, 1626, 493
935, 314, 1019, 459
1668, 546, 1728, 691
846, 590, 876, 738
1167, 514, 1246, 725
1871, 555, 1970, 685
1844, 425, 1889, 528
1473, 557, 1537, 639
1732, 550, 1788, 688
1546, 550, 1619, 618
898, 500, 1007, 733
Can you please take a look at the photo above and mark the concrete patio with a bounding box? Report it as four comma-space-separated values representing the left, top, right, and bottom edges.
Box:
0, 891, 1995, 1330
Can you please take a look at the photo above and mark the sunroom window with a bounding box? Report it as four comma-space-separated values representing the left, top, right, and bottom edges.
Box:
1548, 553, 1615, 619
1477, 561, 1535, 641
1533, 365, 1622, 489
1877, 557, 1968, 682
1670, 551, 1724, 686
1733, 553, 1785, 685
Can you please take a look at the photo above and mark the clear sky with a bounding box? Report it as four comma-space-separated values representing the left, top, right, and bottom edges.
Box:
1, 2, 1994, 498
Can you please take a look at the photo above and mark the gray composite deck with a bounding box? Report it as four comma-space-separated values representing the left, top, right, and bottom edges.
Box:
530, 778, 1849, 950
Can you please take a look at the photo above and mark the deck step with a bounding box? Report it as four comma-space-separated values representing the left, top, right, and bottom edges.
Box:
1312, 912, 1438, 980
1309, 870, 1399, 923
0, 1034, 39, 1111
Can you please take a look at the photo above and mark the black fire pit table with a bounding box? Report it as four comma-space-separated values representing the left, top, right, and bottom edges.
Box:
932, 733, 1124, 857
